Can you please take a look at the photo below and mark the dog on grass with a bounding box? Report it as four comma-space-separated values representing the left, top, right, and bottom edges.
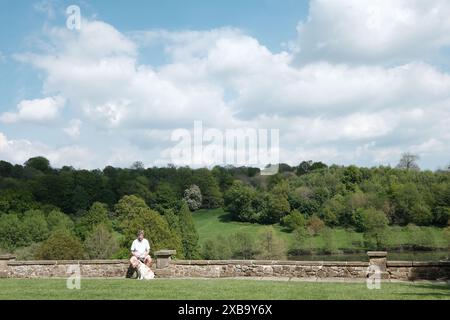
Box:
137, 260, 155, 280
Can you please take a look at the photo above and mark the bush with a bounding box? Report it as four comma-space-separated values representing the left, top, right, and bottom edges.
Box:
36, 230, 85, 260
84, 224, 119, 259
46, 210, 74, 233
230, 232, 258, 259
321, 227, 338, 254
21, 210, 49, 244
14, 243, 41, 260
201, 235, 233, 260
256, 227, 286, 260
281, 210, 307, 231
183, 185, 202, 211
0, 214, 24, 250
405, 225, 437, 250
117, 195, 183, 257
179, 202, 200, 259
307, 216, 325, 236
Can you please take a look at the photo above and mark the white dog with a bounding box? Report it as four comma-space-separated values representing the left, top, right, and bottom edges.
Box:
137, 260, 155, 280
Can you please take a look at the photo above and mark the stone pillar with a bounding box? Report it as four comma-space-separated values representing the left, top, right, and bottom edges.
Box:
0, 254, 16, 278
367, 251, 389, 279
155, 250, 176, 269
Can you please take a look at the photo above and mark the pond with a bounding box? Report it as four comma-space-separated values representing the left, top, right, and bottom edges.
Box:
288, 250, 449, 261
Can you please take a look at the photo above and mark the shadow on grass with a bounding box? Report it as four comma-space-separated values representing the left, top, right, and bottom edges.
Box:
218, 213, 234, 223
397, 283, 450, 299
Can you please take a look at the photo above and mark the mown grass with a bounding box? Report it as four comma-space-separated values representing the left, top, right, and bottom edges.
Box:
0, 279, 449, 300
192, 208, 449, 257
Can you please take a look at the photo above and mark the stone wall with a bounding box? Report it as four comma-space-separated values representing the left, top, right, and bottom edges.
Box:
1, 252, 449, 281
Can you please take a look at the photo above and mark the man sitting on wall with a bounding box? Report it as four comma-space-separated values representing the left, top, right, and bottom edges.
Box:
129, 230, 152, 268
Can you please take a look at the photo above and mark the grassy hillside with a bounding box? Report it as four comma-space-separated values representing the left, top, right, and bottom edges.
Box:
192, 208, 449, 259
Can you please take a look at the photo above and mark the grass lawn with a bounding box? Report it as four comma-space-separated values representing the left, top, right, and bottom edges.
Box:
0, 278, 449, 300
192, 208, 449, 258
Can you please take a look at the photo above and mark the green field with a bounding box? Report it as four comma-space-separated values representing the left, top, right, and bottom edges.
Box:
192, 208, 449, 258
0, 279, 449, 300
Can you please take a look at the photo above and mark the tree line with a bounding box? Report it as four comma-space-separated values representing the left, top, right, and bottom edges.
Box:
0, 154, 449, 259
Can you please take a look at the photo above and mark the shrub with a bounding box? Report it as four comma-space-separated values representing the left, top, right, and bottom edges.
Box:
46, 210, 75, 233
0, 214, 24, 250
307, 215, 325, 236
405, 225, 437, 250
84, 224, 119, 259
183, 185, 202, 211
256, 227, 286, 260
36, 230, 85, 260
21, 210, 49, 244
321, 227, 338, 254
281, 210, 307, 231
14, 243, 41, 260
230, 232, 258, 259
179, 202, 200, 259
117, 195, 183, 257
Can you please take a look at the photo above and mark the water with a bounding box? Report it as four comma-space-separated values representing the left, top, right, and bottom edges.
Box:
289, 251, 449, 261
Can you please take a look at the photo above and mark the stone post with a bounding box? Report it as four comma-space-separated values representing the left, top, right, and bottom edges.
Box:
154, 250, 176, 269
0, 254, 16, 278
367, 251, 389, 279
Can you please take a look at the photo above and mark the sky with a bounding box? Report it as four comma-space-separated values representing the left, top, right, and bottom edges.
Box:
0, 0, 450, 170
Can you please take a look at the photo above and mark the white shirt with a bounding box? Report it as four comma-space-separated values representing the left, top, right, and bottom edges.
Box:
131, 238, 150, 256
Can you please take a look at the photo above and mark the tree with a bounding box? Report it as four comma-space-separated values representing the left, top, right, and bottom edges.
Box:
281, 210, 307, 231
224, 181, 257, 222
21, 210, 49, 244
153, 182, 179, 211
84, 224, 119, 259
0, 214, 24, 249
390, 183, 430, 225
396, 153, 420, 171
116, 195, 182, 256
178, 202, 200, 259
76, 202, 110, 239
256, 227, 286, 260
193, 168, 223, 208
0, 160, 13, 177
183, 185, 202, 211
24, 156, 51, 173
46, 210, 75, 233
36, 230, 85, 260
357, 208, 389, 249
342, 165, 363, 191
322, 227, 337, 254
231, 232, 258, 259
307, 215, 325, 236
130, 161, 145, 170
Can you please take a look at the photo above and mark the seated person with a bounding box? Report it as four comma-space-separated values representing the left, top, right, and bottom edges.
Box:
129, 230, 152, 269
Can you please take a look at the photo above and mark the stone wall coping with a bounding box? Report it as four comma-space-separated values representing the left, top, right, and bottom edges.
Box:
171, 260, 370, 267
387, 261, 450, 267
0, 254, 16, 260
7, 259, 129, 266
367, 251, 388, 257
387, 261, 413, 267
155, 250, 176, 256
6, 259, 449, 267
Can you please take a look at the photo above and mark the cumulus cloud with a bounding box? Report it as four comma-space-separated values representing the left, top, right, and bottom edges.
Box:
294, 0, 450, 64
63, 119, 82, 139
0, 132, 93, 168
5, 5, 450, 169
0, 96, 65, 124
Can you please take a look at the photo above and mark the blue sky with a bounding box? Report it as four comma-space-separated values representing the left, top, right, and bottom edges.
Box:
1, 0, 450, 170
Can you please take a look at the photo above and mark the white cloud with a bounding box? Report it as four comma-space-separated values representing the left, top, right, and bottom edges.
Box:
63, 119, 82, 139
7, 14, 450, 169
0, 132, 93, 168
0, 96, 65, 124
294, 0, 450, 64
